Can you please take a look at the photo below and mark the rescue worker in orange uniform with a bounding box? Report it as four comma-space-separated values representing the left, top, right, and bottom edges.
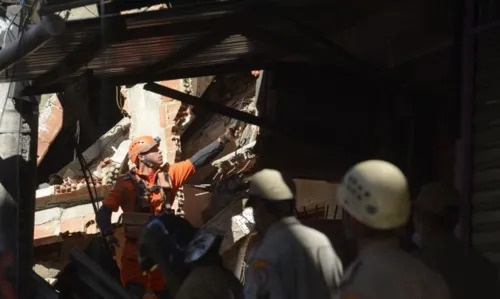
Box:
96, 127, 235, 299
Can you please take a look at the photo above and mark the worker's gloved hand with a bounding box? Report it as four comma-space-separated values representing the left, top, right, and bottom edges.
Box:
224, 119, 245, 141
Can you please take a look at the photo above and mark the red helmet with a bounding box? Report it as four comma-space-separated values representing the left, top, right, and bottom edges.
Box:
128, 136, 161, 164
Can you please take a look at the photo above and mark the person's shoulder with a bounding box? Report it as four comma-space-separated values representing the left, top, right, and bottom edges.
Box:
117, 172, 133, 180
113, 173, 135, 189
295, 223, 332, 246
401, 249, 448, 282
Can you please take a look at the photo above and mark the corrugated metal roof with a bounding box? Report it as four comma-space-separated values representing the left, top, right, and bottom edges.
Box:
0, 0, 333, 93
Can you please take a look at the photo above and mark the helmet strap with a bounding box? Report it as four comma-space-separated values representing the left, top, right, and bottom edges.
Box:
138, 154, 154, 168
143, 157, 154, 168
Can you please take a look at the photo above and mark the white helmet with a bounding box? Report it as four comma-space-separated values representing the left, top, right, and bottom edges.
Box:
337, 160, 410, 230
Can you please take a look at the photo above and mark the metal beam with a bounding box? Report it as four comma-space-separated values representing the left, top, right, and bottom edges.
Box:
125, 18, 228, 40
144, 82, 273, 129
21, 56, 275, 96
24, 17, 228, 92
131, 11, 249, 78
27, 5, 255, 91
0, 15, 65, 75
31, 16, 127, 88
134, 28, 234, 78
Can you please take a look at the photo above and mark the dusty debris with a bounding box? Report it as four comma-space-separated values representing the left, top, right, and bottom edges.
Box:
212, 141, 257, 180
33, 264, 60, 281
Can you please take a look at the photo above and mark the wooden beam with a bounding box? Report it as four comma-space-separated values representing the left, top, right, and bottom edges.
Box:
144, 82, 273, 129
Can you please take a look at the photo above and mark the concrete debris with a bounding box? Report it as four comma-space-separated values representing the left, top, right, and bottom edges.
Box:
62, 168, 76, 179
34, 203, 122, 245
33, 264, 60, 281
57, 117, 131, 178
35, 184, 111, 211
38, 94, 60, 134
210, 174, 249, 216
55, 177, 102, 195
93, 157, 121, 186
203, 199, 255, 254
212, 141, 257, 180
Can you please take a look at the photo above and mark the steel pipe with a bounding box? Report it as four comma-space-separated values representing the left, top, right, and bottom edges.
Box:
0, 14, 66, 74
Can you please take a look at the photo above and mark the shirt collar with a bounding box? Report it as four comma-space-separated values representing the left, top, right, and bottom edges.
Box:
131, 168, 161, 179
263, 216, 300, 241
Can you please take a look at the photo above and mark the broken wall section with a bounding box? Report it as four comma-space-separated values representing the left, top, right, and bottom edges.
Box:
34, 77, 213, 284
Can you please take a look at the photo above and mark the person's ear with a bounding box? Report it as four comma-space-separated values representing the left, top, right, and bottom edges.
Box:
138, 154, 145, 162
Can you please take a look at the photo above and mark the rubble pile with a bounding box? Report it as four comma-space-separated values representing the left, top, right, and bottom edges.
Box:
100, 163, 121, 186
54, 177, 102, 195
92, 158, 121, 186
51, 158, 121, 195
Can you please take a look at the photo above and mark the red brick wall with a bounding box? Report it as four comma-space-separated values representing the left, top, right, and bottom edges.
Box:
38, 96, 63, 165
158, 80, 190, 215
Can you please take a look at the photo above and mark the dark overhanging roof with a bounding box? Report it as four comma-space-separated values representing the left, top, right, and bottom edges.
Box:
0, 0, 362, 96
0, 0, 453, 104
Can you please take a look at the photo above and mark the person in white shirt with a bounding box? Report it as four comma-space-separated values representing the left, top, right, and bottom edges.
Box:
243, 169, 343, 299
335, 160, 450, 299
